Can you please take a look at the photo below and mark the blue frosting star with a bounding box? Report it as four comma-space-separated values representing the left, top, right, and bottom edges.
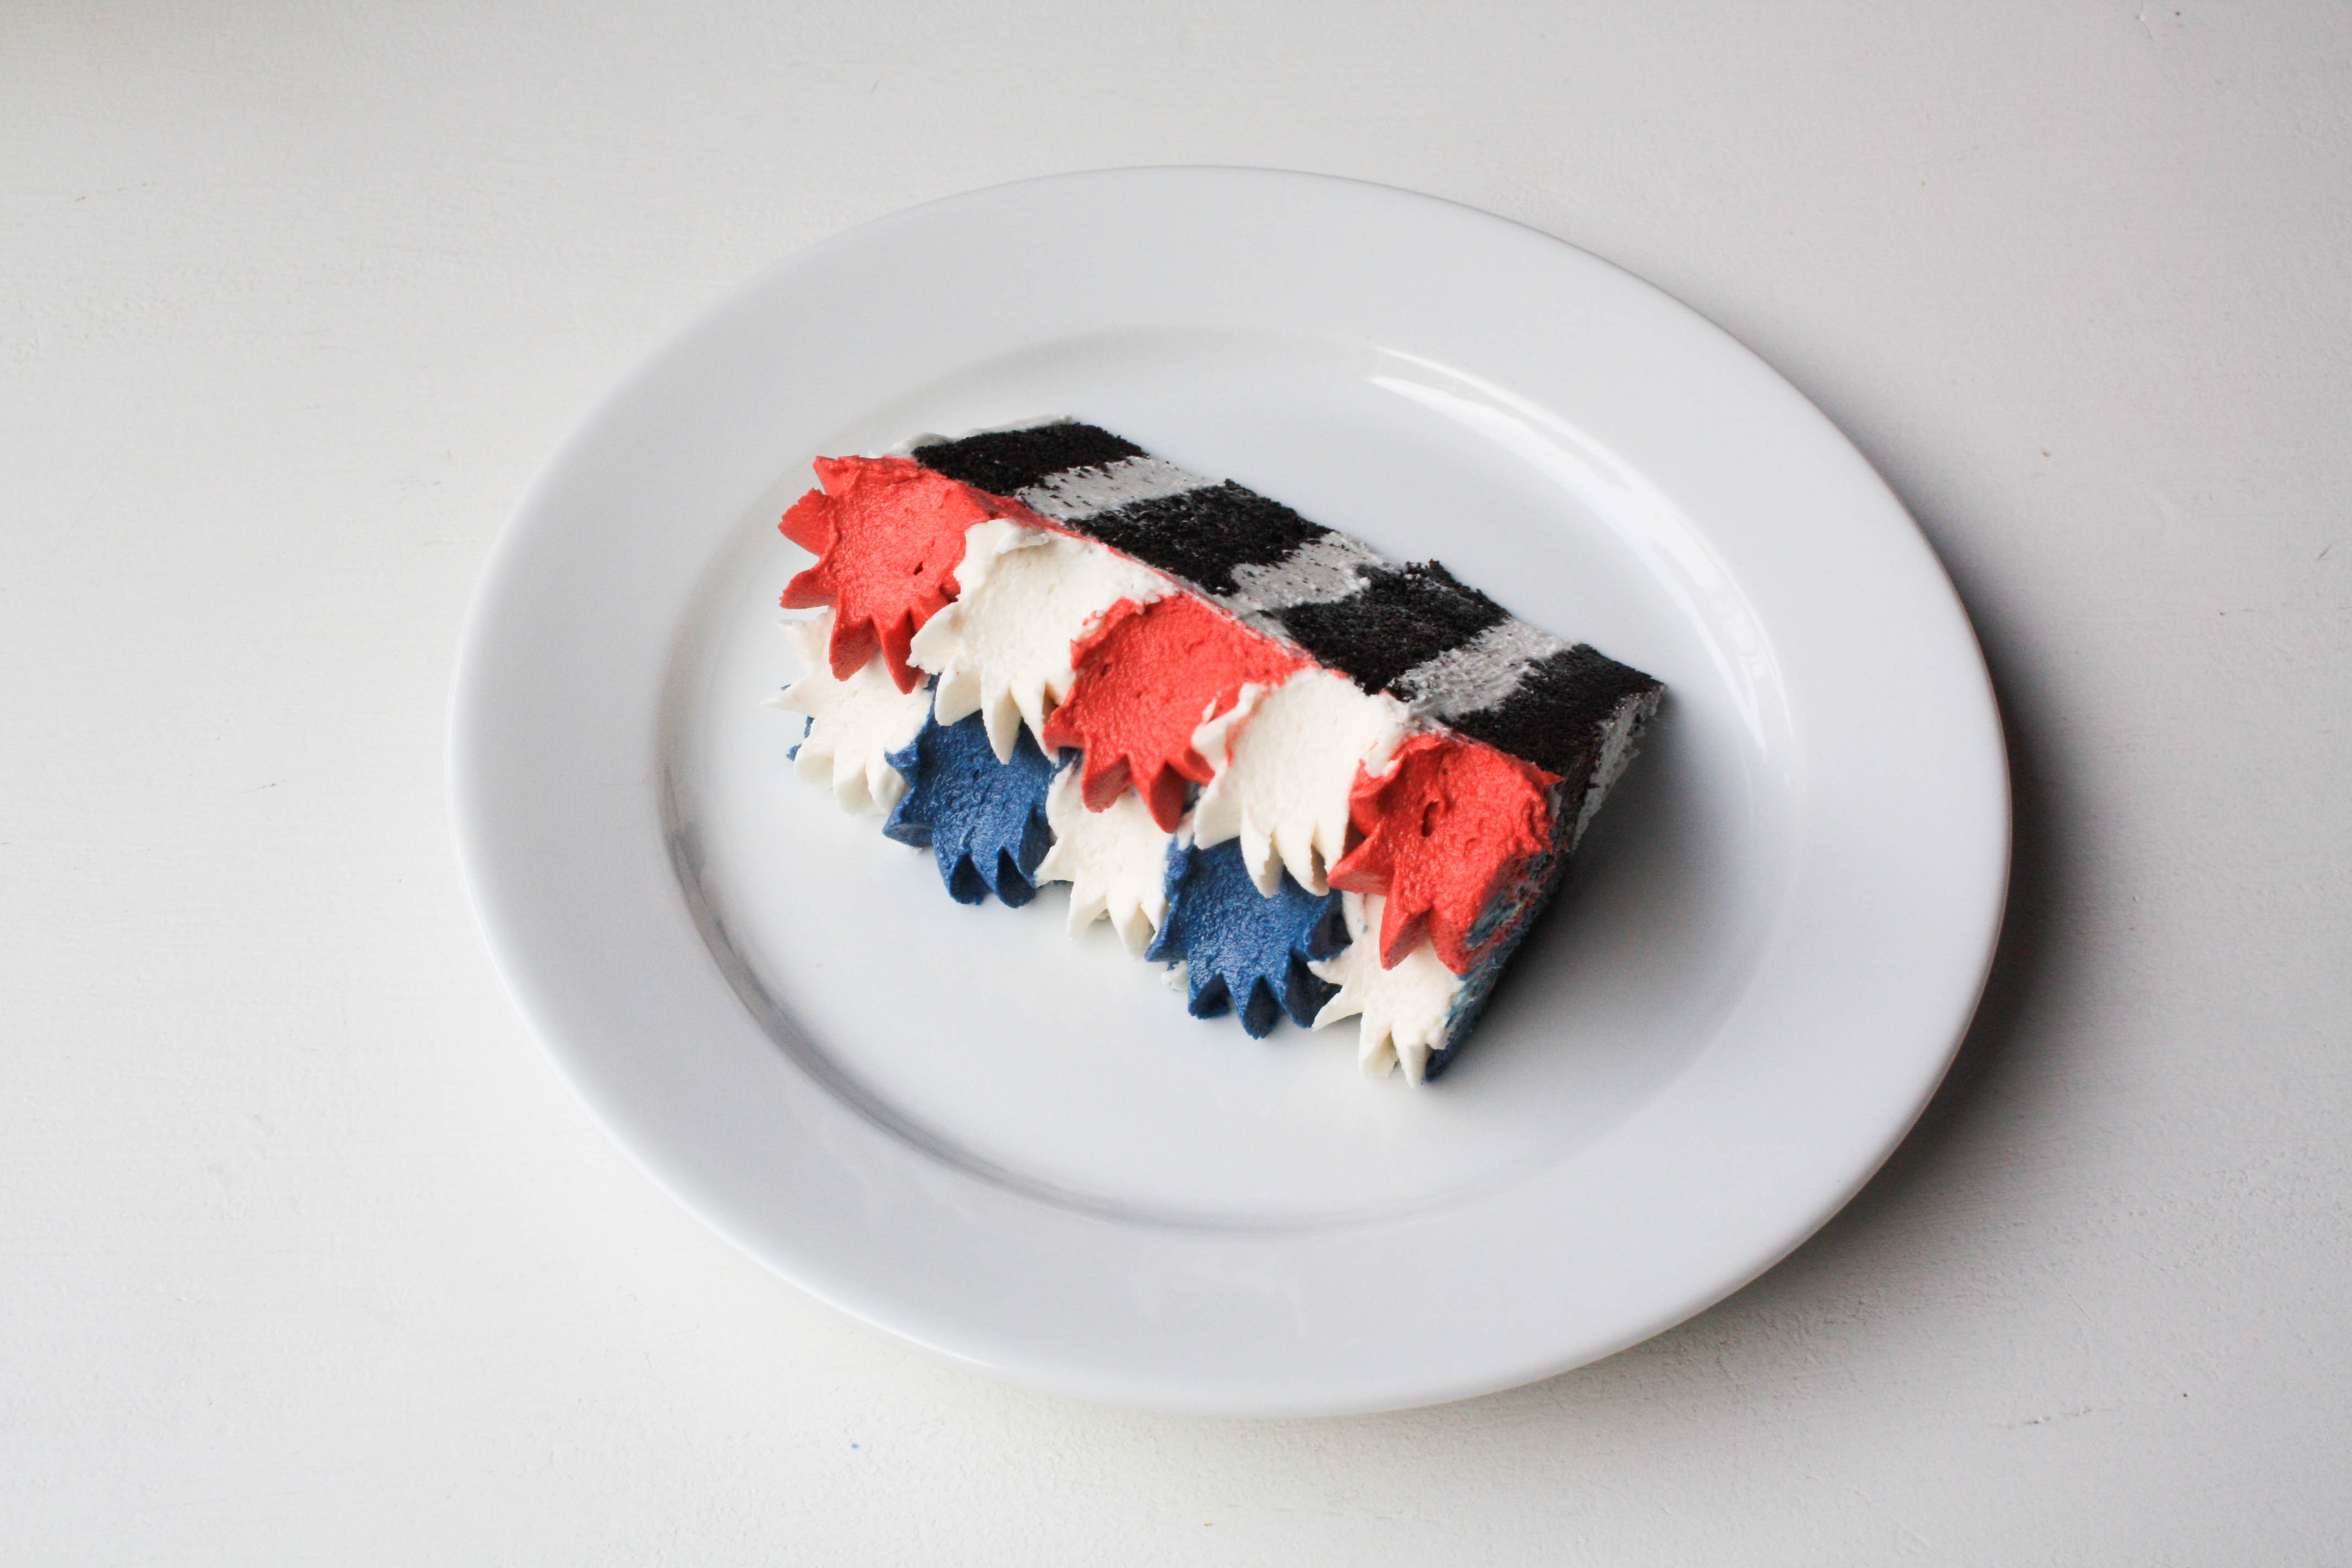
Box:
883, 711, 1058, 906
1146, 838, 1347, 1037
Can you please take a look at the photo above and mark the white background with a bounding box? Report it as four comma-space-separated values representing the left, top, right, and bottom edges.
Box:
6, 2, 2347, 1561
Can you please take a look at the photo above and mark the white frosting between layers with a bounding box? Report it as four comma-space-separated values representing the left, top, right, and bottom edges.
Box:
1309, 892, 1464, 1085
1188, 667, 1410, 896
908, 519, 1169, 763
771, 613, 935, 815
1015, 455, 1214, 521
1032, 766, 1175, 956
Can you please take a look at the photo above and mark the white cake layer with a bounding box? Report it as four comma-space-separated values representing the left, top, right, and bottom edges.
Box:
1573, 684, 1665, 847
1391, 617, 1574, 722
1222, 531, 1385, 613
1013, 453, 1216, 521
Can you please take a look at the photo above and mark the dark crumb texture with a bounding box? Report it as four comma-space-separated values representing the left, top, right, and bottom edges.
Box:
1447, 645, 1661, 782
913, 424, 1145, 498
1065, 482, 1327, 597
1275, 562, 1509, 696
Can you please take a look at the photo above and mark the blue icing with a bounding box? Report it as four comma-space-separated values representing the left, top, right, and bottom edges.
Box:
1147, 837, 1347, 1038
883, 711, 1057, 906
1424, 904, 1533, 1081
785, 709, 810, 761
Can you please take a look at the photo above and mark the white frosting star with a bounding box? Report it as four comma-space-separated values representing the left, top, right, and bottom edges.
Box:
1033, 765, 1175, 955
1189, 667, 1411, 896
1309, 892, 1465, 1084
908, 519, 1169, 763
770, 613, 935, 815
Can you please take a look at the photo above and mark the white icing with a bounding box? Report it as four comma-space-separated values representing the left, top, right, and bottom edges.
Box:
1392, 616, 1571, 719
1015, 455, 1214, 521
1309, 893, 1464, 1084
1571, 685, 1662, 846
1033, 766, 1175, 956
1188, 667, 1409, 896
1226, 532, 1383, 612
908, 519, 1168, 763
771, 613, 934, 815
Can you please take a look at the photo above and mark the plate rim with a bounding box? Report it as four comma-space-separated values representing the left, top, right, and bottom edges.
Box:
450, 165, 2011, 1415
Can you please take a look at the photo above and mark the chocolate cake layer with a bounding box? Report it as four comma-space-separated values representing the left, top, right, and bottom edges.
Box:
1275, 561, 1509, 696
910, 423, 1147, 498
1060, 482, 1327, 598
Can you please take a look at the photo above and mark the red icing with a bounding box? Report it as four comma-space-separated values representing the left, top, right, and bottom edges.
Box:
1327, 733, 1559, 974
779, 456, 1003, 692
1042, 594, 1308, 832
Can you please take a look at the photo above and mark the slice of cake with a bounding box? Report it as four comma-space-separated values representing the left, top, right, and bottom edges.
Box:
771, 421, 1661, 1081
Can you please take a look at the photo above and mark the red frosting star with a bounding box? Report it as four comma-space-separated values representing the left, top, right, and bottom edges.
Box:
779, 455, 999, 692
1327, 733, 1560, 974
1042, 594, 1308, 831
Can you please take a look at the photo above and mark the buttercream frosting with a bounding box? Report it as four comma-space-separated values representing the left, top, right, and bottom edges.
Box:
1147, 836, 1346, 1038
1310, 892, 1466, 1083
908, 519, 1169, 763
1327, 732, 1559, 973
772, 613, 935, 814
779, 456, 995, 691
1033, 764, 1175, 955
1042, 593, 1309, 831
1189, 667, 1409, 897
883, 709, 1057, 906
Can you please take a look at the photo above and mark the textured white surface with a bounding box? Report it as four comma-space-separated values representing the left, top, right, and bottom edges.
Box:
1036, 764, 1174, 955
1190, 669, 1409, 896
1015, 453, 1216, 521
911, 518, 1168, 761
1311, 893, 1466, 1082
774, 613, 933, 815
4, 1, 2348, 1561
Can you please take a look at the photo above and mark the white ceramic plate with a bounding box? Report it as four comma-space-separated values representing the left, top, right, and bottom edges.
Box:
451, 168, 2007, 1417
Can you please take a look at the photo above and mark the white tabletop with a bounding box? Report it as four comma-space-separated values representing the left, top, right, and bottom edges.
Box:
7, 3, 2346, 1561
